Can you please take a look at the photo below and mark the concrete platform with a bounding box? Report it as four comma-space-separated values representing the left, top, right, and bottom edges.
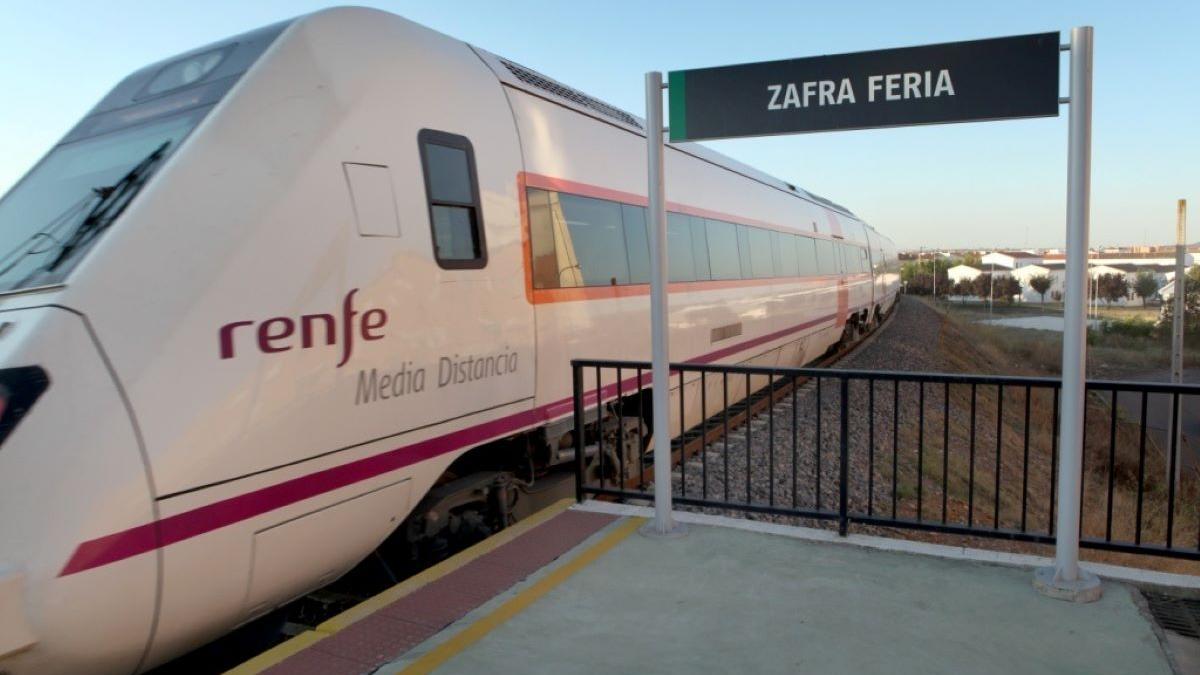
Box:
237, 501, 1191, 675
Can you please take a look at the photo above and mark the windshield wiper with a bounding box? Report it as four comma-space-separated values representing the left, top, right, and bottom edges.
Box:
43, 140, 171, 272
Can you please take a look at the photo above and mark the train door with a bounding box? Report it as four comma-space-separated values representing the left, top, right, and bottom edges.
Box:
402, 120, 535, 428
863, 228, 880, 312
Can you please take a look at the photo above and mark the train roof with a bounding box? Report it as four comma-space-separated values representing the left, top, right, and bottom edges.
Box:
471, 49, 861, 222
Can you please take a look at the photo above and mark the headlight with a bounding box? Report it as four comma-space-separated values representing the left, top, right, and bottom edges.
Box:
141, 48, 228, 98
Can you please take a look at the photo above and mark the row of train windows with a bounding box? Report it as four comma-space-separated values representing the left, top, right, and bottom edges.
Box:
526, 188, 872, 289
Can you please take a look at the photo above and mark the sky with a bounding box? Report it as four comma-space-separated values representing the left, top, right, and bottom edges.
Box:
0, 1, 1195, 250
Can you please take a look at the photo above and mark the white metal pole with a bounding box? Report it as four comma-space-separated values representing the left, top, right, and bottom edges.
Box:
1038, 26, 1100, 601
645, 71, 677, 536
1171, 199, 1186, 487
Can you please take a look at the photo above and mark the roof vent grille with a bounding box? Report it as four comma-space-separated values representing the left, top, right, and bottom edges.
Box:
499, 58, 642, 130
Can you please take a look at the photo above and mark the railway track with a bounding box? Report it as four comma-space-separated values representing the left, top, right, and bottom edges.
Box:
619, 307, 896, 492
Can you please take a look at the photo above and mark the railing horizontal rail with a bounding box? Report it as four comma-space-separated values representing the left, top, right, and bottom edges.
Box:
570, 358, 1200, 394
572, 358, 1200, 562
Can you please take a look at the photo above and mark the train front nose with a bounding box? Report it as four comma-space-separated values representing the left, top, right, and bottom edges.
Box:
0, 306, 158, 675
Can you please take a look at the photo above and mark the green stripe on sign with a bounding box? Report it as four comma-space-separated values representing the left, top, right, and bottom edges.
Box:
667, 70, 687, 142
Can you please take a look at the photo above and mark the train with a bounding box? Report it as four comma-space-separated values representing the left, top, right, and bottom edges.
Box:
0, 7, 898, 674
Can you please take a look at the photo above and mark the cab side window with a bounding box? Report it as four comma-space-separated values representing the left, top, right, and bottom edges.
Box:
418, 129, 486, 268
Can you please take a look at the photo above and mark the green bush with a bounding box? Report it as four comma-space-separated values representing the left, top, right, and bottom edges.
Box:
1099, 317, 1155, 339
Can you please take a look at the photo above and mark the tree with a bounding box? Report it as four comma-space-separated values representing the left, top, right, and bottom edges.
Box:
1096, 273, 1129, 306
951, 279, 973, 302
997, 276, 1022, 304
1028, 274, 1053, 304
1160, 270, 1200, 347
1132, 270, 1160, 307
960, 251, 983, 268
971, 273, 992, 301
900, 258, 949, 296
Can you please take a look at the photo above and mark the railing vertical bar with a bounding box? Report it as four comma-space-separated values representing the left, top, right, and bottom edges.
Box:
595, 366, 604, 491
1049, 387, 1059, 536
746, 372, 752, 504
868, 379, 876, 517
792, 374, 799, 508
892, 379, 899, 519
1167, 392, 1179, 549
839, 376, 849, 536
616, 367, 625, 490
637, 368, 646, 488
1135, 390, 1148, 545
1080, 392, 1089, 536
723, 374, 730, 503
1021, 384, 1031, 532
942, 381, 950, 525
994, 384, 1003, 530
768, 371, 776, 507
969, 383, 977, 527
679, 369, 686, 499
701, 371, 708, 499
816, 376, 823, 510
917, 381, 925, 521
1106, 388, 1117, 542
573, 364, 584, 502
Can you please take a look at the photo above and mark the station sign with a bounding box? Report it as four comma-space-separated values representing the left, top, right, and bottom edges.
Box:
668, 32, 1060, 141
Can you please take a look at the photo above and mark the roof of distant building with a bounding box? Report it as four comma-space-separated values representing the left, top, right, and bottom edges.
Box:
1042, 251, 1184, 261
990, 250, 1042, 259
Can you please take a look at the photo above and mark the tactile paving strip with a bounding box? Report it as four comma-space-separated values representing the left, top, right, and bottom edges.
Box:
263, 509, 617, 674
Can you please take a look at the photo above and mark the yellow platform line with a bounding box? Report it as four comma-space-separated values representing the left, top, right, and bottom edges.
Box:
226, 499, 576, 675
398, 516, 644, 674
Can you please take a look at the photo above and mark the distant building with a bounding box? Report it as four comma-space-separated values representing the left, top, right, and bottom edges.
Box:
1009, 264, 1055, 302
980, 250, 1042, 273
948, 264, 981, 285
1040, 250, 1193, 269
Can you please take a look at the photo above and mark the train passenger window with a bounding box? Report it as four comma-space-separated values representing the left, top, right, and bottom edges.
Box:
849, 245, 866, 273
705, 219, 741, 280
796, 236, 818, 276
667, 213, 697, 282
748, 227, 774, 279
418, 130, 486, 269
815, 239, 838, 275
557, 193, 629, 286
623, 205, 650, 284
527, 188, 559, 289
778, 233, 800, 276
839, 244, 854, 274
736, 225, 752, 278
689, 216, 711, 281
769, 231, 784, 277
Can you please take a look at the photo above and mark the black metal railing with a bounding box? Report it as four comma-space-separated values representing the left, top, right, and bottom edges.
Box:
571, 359, 1200, 561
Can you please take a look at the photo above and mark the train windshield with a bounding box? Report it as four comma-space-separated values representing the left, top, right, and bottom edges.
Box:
0, 107, 206, 293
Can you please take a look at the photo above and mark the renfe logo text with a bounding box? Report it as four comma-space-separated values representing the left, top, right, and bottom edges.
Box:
219, 289, 387, 367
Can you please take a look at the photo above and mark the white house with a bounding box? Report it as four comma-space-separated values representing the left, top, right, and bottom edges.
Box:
980, 250, 1042, 274
1010, 264, 1056, 303
948, 264, 981, 284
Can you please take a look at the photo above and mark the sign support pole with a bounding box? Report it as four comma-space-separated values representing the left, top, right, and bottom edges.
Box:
1035, 26, 1101, 602
643, 71, 684, 538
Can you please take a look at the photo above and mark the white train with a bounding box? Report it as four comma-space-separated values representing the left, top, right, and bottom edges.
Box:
0, 7, 898, 673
